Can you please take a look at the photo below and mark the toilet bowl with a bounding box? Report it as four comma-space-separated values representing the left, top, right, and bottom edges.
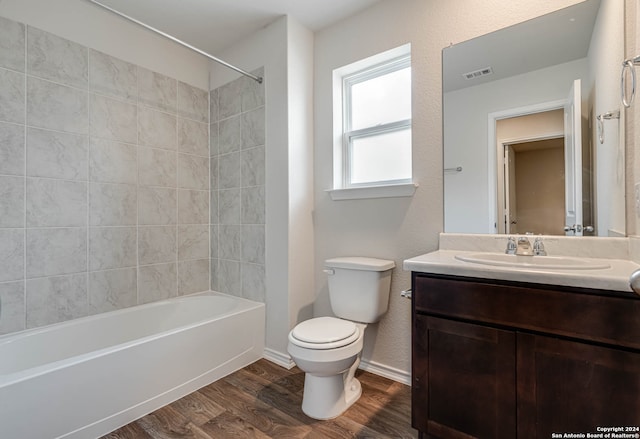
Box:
288, 316, 366, 419
287, 257, 395, 420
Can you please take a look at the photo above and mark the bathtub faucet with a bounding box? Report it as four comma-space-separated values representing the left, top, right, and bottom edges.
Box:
515, 237, 533, 256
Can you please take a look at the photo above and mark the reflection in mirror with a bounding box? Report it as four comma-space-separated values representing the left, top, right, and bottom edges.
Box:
443, 0, 625, 237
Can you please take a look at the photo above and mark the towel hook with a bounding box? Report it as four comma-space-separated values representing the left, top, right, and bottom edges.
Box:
596, 110, 620, 144
621, 55, 640, 108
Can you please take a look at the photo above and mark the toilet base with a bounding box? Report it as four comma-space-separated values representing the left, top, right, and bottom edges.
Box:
301, 361, 362, 420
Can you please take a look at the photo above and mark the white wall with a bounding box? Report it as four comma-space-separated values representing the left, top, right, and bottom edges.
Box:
444, 58, 589, 233
210, 16, 315, 365
0, 0, 209, 89
313, 0, 583, 380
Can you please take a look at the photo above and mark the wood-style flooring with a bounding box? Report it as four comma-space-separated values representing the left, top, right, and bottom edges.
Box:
103, 359, 418, 438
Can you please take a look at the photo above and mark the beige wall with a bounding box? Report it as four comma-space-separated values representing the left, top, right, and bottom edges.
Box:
313, 0, 582, 379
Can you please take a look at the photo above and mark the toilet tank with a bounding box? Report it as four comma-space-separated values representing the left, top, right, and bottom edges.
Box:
325, 257, 395, 323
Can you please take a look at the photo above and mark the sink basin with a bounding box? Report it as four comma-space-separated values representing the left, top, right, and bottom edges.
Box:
454, 253, 611, 270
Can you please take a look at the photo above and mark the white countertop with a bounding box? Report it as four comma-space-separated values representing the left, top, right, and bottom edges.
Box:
403, 249, 640, 293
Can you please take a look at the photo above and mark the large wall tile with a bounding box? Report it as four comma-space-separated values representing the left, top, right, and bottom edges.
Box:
138, 186, 176, 225
27, 128, 88, 180
210, 156, 219, 191
138, 106, 177, 150
217, 259, 240, 295
27, 27, 88, 88
178, 118, 208, 156
26, 273, 87, 327
26, 228, 86, 278
139, 146, 176, 187
218, 79, 242, 120
178, 224, 209, 261
241, 146, 265, 187
210, 190, 218, 225
218, 188, 240, 225
27, 76, 87, 134
178, 258, 209, 295
138, 67, 176, 113
0, 122, 25, 176
241, 225, 265, 264
138, 226, 176, 265
26, 178, 87, 227
178, 189, 209, 225
88, 267, 136, 313
241, 68, 265, 111
209, 121, 219, 156
89, 49, 137, 102
218, 152, 240, 190
0, 16, 25, 72
241, 107, 265, 149
90, 94, 137, 143
0, 281, 25, 335
89, 183, 137, 226
0, 229, 24, 282
89, 137, 137, 184
218, 115, 241, 154
177, 153, 209, 190
0, 176, 24, 228
0, 68, 25, 124
219, 224, 241, 261
177, 81, 208, 123
242, 186, 265, 224
241, 262, 265, 302
89, 226, 137, 271
209, 89, 218, 124
210, 225, 218, 259
138, 263, 176, 304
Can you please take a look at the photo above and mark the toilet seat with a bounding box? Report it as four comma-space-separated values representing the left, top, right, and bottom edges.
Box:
290, 317, 359, 350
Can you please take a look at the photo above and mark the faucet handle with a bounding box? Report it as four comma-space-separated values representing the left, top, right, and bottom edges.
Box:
505, 236, 517, 254
533, 237, 547, 256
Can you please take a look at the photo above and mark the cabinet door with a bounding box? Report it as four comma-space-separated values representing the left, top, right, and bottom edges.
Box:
413, 315, 516, 438
518, 333, 640, 438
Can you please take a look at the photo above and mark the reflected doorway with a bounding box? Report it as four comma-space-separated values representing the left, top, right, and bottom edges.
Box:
503, 137, 565, 235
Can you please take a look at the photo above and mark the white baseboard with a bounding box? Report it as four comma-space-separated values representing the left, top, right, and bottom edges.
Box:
262, 348, 411, 386
359, 358, 411, 386
263, 348, 296, 369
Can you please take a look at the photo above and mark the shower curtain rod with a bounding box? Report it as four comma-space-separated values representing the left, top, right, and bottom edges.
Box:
85, 0, 263, 84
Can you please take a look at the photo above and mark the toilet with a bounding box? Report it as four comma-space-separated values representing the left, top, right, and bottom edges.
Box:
287, 256, 395, 420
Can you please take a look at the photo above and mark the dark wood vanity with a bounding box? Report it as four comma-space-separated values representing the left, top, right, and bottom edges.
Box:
411, 272, 640, 439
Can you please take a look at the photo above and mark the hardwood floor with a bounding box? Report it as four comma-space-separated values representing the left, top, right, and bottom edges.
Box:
103, 359, 418, 438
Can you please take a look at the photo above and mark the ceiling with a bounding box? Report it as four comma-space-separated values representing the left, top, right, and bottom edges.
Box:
90, 0, 381, 55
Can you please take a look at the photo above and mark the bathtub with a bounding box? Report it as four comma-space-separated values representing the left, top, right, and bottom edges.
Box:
0, 291, 265, 439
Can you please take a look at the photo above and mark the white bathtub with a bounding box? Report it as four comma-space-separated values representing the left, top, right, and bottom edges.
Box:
0, 291, 265, 439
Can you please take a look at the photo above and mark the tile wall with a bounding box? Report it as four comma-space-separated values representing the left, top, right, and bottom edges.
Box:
0, 16, 210, 335
210, 70, 266, 303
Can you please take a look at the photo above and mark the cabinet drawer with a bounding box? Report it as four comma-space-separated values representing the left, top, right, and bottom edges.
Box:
413, 274, 640, 350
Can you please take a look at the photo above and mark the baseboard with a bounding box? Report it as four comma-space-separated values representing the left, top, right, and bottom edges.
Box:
359, 358, 411, 386
263, 347, 296, 369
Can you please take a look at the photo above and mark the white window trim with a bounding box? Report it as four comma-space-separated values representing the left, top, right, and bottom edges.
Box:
331, 44, 416, 199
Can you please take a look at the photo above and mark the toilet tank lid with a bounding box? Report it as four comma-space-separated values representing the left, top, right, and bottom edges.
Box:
325, 257, 395, 271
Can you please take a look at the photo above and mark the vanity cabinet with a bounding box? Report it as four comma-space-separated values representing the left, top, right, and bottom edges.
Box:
411, 273, 640, 439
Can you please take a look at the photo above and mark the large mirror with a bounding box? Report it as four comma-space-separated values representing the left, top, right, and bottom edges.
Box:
443, 0, 625, 237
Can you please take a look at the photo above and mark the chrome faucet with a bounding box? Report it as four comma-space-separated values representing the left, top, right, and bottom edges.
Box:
533, 237, 547, 256
515, 237, 533, 256
505, 236, 517, 254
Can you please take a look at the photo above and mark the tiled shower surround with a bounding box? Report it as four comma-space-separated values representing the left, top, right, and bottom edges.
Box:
209, 70, 266, 303
0, 16, 216, 334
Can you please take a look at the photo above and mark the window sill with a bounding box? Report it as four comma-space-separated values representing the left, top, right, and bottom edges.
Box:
327, 183, 418, 201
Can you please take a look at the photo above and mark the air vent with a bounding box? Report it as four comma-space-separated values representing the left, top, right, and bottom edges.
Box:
463, 66, 493, 80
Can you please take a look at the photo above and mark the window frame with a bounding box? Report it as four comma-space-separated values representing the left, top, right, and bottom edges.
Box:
341, 54, 412, 189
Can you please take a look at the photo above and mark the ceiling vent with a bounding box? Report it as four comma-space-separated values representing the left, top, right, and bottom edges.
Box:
463, 66, 493, 80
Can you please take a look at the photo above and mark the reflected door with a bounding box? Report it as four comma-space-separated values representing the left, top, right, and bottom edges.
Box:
564, 79, 583, 236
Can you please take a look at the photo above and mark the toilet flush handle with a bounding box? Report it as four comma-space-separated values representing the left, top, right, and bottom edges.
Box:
323, 269, 335, 275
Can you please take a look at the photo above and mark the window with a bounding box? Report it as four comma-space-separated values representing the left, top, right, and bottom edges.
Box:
337, 48, 412, 193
